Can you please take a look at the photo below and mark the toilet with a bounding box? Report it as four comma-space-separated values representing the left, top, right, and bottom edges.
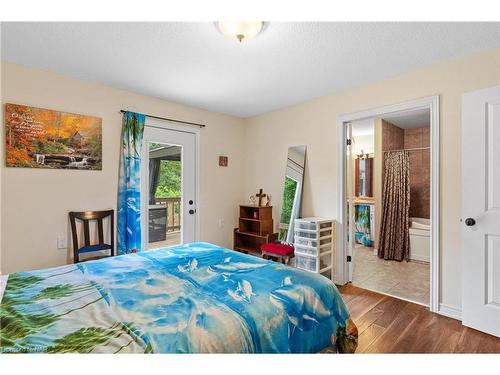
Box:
409, 217, 430, 263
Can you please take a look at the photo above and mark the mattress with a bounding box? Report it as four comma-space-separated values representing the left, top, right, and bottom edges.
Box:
0, 242, 357, 353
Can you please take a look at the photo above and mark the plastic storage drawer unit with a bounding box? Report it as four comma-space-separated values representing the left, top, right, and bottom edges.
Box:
293, 218, 336, 281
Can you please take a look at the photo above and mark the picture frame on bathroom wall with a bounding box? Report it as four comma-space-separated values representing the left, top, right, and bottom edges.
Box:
4, 103, 102, 170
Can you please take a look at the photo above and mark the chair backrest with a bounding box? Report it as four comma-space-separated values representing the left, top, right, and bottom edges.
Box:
69, 210, 114, 261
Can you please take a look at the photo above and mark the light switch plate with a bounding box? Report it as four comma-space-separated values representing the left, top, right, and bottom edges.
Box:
57, 236, 68, 249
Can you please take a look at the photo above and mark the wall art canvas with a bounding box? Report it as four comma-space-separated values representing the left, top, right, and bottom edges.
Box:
5, 103, 102, 170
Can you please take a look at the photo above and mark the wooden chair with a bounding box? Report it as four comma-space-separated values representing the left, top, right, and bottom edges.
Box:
69, 210, 115, 263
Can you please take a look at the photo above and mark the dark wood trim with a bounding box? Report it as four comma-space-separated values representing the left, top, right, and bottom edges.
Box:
365, 157, 373, 197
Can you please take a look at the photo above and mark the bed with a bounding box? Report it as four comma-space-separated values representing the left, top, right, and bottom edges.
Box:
0, 242, 357, 353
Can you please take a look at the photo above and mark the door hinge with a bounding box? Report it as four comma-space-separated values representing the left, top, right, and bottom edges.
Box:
347, 255, 352, 262
346, 139, 352, 146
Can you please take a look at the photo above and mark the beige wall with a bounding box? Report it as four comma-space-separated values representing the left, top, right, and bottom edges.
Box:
243, 48, 500, 311
2, 48, 499, 312
0, 62, 246, 274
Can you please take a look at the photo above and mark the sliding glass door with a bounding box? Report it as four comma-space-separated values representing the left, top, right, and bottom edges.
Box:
140, 122, 197, 250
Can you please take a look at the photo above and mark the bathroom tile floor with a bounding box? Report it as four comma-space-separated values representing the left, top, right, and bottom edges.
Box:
352, 244, 430, 306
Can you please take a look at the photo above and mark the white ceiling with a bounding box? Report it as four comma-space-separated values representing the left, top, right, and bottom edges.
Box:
1, 22, 499, 118
382, 108, 430, 129
351, 108, 430, 137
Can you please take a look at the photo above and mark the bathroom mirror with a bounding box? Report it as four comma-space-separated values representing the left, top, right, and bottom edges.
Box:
278, 145, 306, 243
355, 155, 373, 197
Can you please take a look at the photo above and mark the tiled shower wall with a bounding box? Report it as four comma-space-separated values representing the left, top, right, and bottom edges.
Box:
382, 120, 404, 150
382, 120, 430, 219
404, 127, 430, 219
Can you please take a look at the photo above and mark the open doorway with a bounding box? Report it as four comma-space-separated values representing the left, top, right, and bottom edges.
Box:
348, 110, 430, 306
337, 96, 439, 312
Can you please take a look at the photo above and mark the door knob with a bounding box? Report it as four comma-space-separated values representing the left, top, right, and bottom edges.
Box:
465, 218, 476, 226
189, 209, 196, 215
189, 200, 194, 205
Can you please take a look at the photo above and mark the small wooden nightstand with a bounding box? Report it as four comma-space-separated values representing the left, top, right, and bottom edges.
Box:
234, 205, 277, 256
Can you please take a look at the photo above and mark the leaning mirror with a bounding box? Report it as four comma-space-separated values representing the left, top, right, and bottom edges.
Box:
278, 146, 306, 243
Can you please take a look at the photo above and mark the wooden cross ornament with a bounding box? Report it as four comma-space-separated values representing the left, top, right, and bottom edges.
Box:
256, 188, 266, 206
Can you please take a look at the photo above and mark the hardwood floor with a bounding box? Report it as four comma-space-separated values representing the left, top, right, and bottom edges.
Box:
338, 284, 500, 353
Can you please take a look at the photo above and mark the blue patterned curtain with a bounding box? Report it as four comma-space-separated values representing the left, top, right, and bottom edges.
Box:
117, 112, 145, 255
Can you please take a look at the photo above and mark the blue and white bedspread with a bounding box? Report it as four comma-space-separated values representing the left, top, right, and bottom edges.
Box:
0, 242, 357, 353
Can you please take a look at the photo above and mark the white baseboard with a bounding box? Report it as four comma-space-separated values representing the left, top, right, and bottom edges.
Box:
438, 303, 462, 321
409, 255, 430, 263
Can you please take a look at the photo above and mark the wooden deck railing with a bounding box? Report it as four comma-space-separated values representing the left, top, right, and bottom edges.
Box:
155, 197, 181, 232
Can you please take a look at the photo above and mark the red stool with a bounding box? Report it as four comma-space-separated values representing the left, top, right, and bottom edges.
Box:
261, 242, 294, 265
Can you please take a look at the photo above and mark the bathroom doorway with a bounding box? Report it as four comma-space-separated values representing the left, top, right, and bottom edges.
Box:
336, 96, 439, 312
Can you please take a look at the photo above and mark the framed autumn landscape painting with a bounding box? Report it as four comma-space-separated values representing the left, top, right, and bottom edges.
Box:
5, 103, 102, 170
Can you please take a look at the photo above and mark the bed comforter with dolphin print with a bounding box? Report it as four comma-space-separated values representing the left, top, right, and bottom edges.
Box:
0, 242, 357, 353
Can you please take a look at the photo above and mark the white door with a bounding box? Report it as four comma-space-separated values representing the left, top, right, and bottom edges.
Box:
346, 123, 355, 282
462, 85, 500, 337
141, 120, 197, 250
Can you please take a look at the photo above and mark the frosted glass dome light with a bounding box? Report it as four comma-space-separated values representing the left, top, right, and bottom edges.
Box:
217, 21, 264, 43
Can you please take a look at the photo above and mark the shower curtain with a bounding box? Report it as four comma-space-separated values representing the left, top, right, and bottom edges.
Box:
378, 150, 410, 261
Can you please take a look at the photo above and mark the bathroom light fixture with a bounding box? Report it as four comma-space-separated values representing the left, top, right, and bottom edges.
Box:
217, 21, 264, 43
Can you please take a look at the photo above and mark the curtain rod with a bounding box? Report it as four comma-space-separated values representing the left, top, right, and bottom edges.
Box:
383, 147, 430, 153
119, 110, 206, 128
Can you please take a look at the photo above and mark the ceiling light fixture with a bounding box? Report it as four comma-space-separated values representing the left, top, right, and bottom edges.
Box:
217, 21, 264, 43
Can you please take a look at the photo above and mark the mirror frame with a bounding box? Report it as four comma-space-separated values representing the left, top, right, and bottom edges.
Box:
278, 145, 306, 244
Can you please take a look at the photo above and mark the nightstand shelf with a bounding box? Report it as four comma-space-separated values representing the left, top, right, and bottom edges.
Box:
234, 205, 277, 256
